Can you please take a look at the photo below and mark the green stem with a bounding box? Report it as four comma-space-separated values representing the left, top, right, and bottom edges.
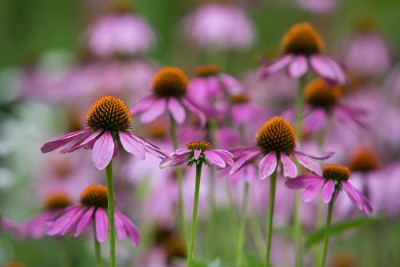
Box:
106, 162, 116, 267
236, 182, 250, 267
58, 239, 72, 267
265, 171, 277, 267
187, 163, 203, 267
169, 113, 187, 244
93, 222, 102, 267
294, 76, 306, 267
250, 209, 265, 260
320, 197, 335, 267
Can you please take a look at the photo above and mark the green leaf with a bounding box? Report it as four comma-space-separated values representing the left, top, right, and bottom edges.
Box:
305, 216, 384, 251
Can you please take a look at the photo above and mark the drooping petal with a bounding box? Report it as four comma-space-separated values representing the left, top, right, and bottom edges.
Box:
342, 181, 373, 214
175, 149, 192, 155
95, 208, 108, 243
259, 151, 277, 180
293, 150, 334, 160
212, 150, 234, 166
322, 57, 347, 85
310, 55, 337, 82
321, 180, 335, 203
159, 154, 187, 168
130, 96, 156, 115
114, 212, 127, 240
92, 132, 115, 170
292, 151, 323, 176
181, 97, 207, 126
285, 174, 323, 189
280, 153, 298, 178
303, 108, 327, 133
60, 207, 85, 235
288, 55, 309, 78
75, 207, 95, 237
61, 129, 102, 154
230, 149, 263, 175
47, 205, 81, 236
204, 150, 227, 168
168, 97, 186, 124
194, 150, 202, 160
219, 74, 243, 94
130, 134, 168, 158
41, 129, 91, 153
140, 98, 166, 123
302, 181, 324, 202
258, 55, 293, 79
119, 131, 145, 160
115, 211, 141, 246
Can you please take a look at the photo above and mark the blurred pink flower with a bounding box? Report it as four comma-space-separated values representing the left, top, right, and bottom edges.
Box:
87, 13, 156, 57
181, 3, 255, 50
47, 185, 141, 245
296, 0, 337, 14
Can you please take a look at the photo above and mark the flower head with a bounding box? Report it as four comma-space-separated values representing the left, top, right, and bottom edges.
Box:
258, 22, 347, 84
181, 3, 255, 51
47, 185, 141, 245
230, 116, 332, 179
160, 141, 234, 168
131, 67, 206, 125
41, 95, 166, 170
285, 163, 373, 214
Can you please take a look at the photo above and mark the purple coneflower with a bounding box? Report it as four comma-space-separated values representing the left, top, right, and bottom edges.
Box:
258, 23, 347, 85
160, 141, 234, 169
290, 78, 367, 133
230, 116, 331, 179
41, 95, 166, 170
131, 67, 206, 126
181, 3, 255, 51
47, 184, 141, 245
20, 192, 72, 239
285, 163, 372, 214
87, 11, 155, 57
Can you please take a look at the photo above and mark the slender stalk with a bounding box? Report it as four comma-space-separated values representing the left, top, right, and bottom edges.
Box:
58, 239, 72, 267
265, 171, 277, 267
187, 163, 203, 267
169, 113, 187, 243
236, 182, 250, 267
250, 209, 265, 259
320, 197, 335, 267
293, 76, 306, 267
105, 162, 116, 267
93, 222, 102, 267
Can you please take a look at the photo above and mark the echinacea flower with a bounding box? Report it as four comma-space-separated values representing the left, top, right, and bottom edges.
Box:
230, 116, 332, 179
285, 78, 367, 133
258, 23, 347, 85
47, 185, 141, 245
87, 11, 156, 57
160, 141, 234, 168
131, 67, 206, 125
41, 95, 166, 170
181, 3, 255, 51
20, 192, 72, 239
285, 163, 372, 214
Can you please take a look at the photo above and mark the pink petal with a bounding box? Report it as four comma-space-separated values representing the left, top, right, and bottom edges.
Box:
212, 150, 234, 166
292, 151, 323, 176
176, 149, 192, 155
75, 207, 95, 237
219, 74, 243, 94
115, 211, 141, 246
310, 55, 337, 81
41, 129, 91, 153
194, 150, 202, 160
119, 131, 145, 160
230, 149, 262, 175
303, 108, 327, 133
258, 55, 293, 79
285, 174, 323, 189
259, 151, 277, 180
181, 97, 207, 126
130, 96, 156, 115
280, 153, 298, 178
323, 57, 347, 85
92, 132, 115, 170
168, 98, 186, 124
342, 181, 373, 214
302, 182, 324, 202
60, 207, 85, 235
159, 154, 187, 168
95, 208, 108, 243
293, 150, 334, 160
321, 180, 335, 203
47, 206, 81, 236
140, 98, 166, 123
204, 150, 227, 168
114, 212, 127, 240
288, 55, 308, 78
61, 129, 102, 154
